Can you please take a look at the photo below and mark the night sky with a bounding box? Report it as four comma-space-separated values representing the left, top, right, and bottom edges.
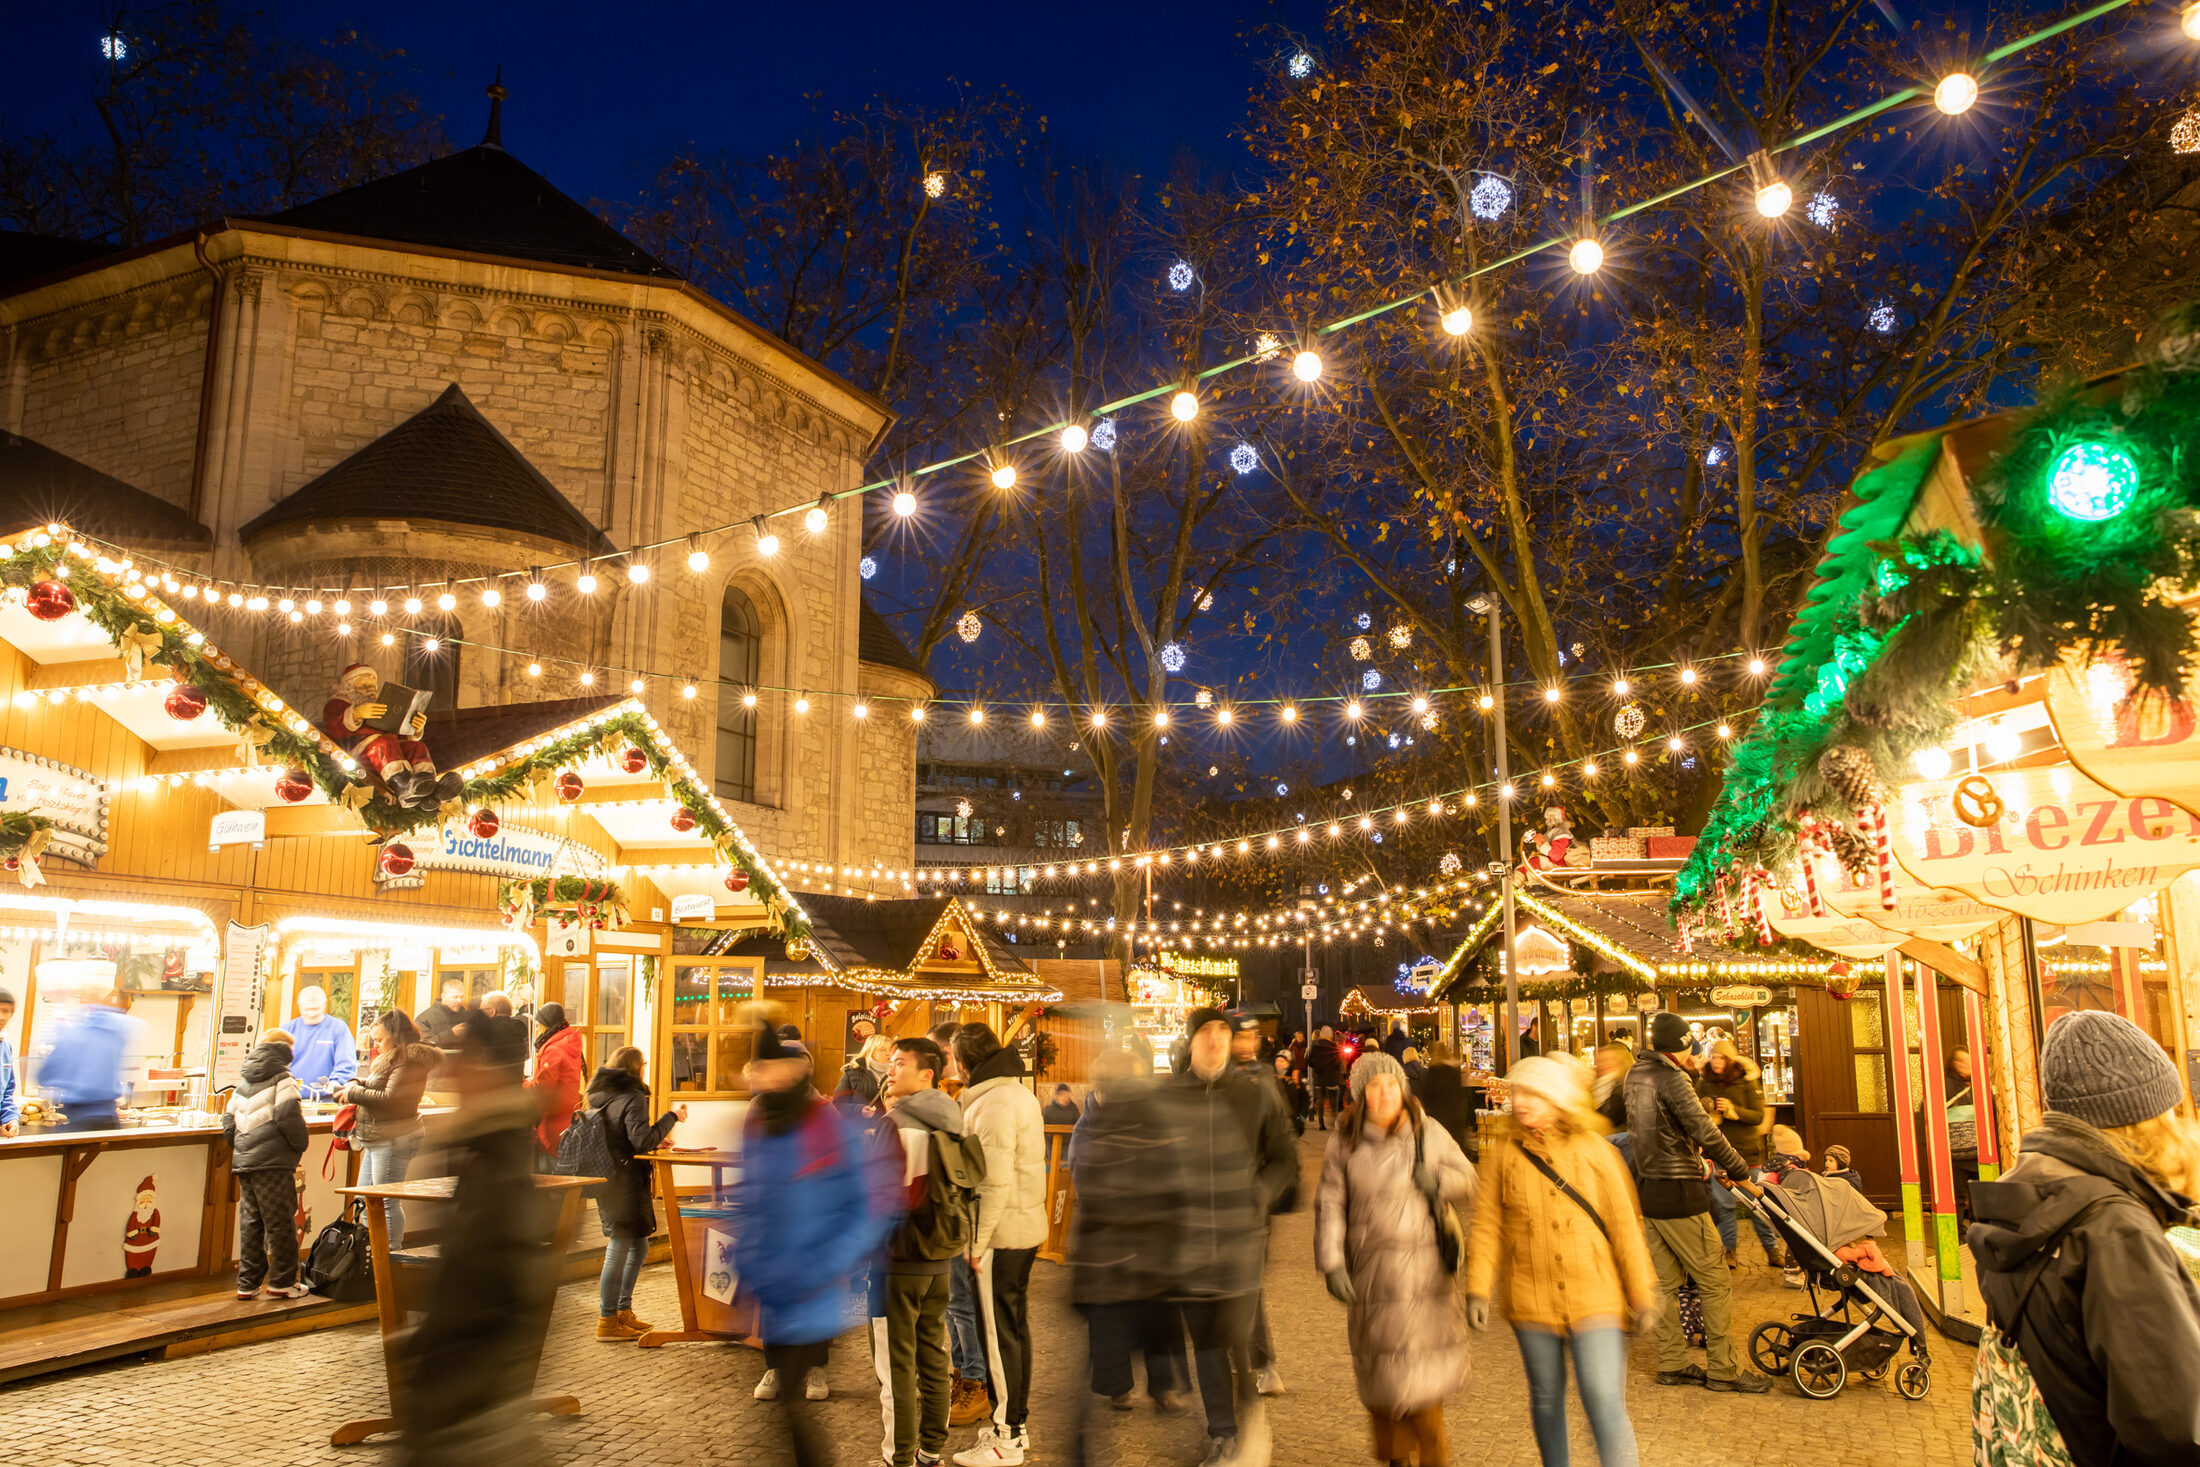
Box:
8, 0, 1327, 204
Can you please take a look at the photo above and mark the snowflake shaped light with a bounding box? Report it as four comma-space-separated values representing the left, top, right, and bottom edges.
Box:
924, 171, 948, 199
1254, 332, 1283, 360
956, 799, 973, 819
1869, 302, 1898, 335
1805, 190, 1839, 227
956, 610, 982, 643
1159, 641, 1187, 672
2174, 108, 2200, 155
1470, 174, 1513, 220
1198, 591, 1214, 611
1371, 831, 1384, 845
1387, 732, 1401, 748
1421, 711, 1439, 731
1439, 852, 1462, 875
1229, 442, 1260, 475
1167, 260, 1196, 292
1387, 623, 1412, 649
1362, 669, 1383, 691
1194, 687, 1213, 708
1355, 611, 1372, 630
1287, 50, 1314, 78
1705, 444, 1726, 466
1615, 702, 1646, 739
1276, 782, 1290, 796
859, 555, 878, 580
1090, 417, 1117, 451
1349, 636, 1372, 661
1571, 641, 1585, 658
1208, 765, 1219, 776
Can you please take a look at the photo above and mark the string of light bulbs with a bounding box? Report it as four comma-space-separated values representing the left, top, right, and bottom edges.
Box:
59, 0, 2153, 615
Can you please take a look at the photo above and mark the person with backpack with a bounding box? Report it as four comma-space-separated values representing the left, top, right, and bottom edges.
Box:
949, 1023, 1047, 1466
732, 1022, 885, 1467
1969, 1010, 2200, 1467
524, 1002, 585, 1163
341, 1010, 439, 1249
870, 1035, 984, 1467
225, 1028, 311, 1298
1308, 1026, 1346, 1131
586, 1045, 685, 1341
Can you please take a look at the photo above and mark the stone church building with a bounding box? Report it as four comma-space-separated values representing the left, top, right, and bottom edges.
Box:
0, 95, 931, 874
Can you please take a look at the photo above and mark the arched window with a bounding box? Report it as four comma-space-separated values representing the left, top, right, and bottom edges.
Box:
716, 586, 760, 802
401, 613, 461, 710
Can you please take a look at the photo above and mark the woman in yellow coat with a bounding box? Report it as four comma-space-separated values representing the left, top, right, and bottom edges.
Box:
1466, 1056, 1657, 1467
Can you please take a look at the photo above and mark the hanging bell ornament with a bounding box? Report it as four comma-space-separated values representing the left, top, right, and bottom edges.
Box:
24, 580, 76, 622
468, 807, 501, 839
554, 770, 584, 802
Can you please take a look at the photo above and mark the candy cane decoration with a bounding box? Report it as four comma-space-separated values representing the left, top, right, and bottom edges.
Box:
1716, 873, 1734, 933
1797, 816, 1825, 916
1863, 801, 1896, 910
1677, 913, 1695, 954
1752, 866, 1776, 945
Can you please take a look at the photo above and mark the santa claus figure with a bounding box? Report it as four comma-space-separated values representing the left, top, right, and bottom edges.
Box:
123, 1176, 160, 1277
323, 663, 462, 809
1522, 804, 1575, 870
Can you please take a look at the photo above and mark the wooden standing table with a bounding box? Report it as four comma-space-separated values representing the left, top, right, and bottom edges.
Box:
634, 1148, 757, 1349
330, 1174, 599, 1446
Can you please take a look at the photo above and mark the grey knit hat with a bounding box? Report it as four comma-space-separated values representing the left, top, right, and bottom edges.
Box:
1349, 1049, 1407, 1103
2040, 1010, 2183, 1130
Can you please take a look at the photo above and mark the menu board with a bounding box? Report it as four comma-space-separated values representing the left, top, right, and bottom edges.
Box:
211, 922, 267, 1092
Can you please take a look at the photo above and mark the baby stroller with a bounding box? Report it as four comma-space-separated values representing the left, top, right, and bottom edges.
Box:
1732, 1170, 1931, 1401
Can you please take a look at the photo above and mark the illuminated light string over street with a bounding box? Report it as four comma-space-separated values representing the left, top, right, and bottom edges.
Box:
51, 0, 2153, 615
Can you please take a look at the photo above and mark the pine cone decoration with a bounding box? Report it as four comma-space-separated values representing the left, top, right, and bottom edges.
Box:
1824, 820, 1873, 877
1818, 744, 1885, 813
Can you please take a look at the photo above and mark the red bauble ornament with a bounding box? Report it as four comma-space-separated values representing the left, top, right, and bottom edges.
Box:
379, 842, 415, 877
724, 868, 750, 893
24, 580, 75, 622
274, 768, 314, 803
669, 806, 698, 833
619, 746, 648, 774
554, 770, 584, 802
468, 807, 501, 839
164, 684, 209, 721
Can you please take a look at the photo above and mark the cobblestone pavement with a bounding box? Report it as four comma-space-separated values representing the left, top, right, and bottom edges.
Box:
5, 1130, 1974, 1466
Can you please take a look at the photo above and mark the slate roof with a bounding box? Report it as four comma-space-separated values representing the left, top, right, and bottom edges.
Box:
240, 384, 616, 556
0, 231, 114, 294
859, 599, 930, 678
0, 432, 212, 550
418, 694, 621, 771
1031, 958, 1122, 1005
247, 144, 679, 281
1435, 885, 1767, 996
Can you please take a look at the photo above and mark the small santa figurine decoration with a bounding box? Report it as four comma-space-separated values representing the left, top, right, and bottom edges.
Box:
123, 1176, 160, 1277
323, 662, 462, 809
1522, 804, 1576, 870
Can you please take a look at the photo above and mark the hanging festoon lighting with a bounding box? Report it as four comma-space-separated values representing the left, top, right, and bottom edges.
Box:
804, 495, 830, 535
749, 517, 779, 557
1061, 422, 1089, 453
1935, 71, 1979, 115
1171, 388, 1200, 422
1570, 236, 1604, 274
1291, 347, 1324, 382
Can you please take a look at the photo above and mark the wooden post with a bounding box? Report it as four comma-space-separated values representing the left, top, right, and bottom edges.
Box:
1964, 986, 2002, 1182
47, 1142, 106, 1293
1912, 965, 1964, 1309
1882, 954, 1924, 1260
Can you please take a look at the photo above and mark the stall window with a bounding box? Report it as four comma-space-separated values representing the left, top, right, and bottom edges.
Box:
563, 957, 635, 1071
716, 587, 760, 803
297, 967, 357, 1030
667, 959, 759, 1094
1848, 987, 1890, 1112
437, 965, 501, 1007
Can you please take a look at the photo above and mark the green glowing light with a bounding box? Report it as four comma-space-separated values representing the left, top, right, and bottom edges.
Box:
2046, 439, 2138, 522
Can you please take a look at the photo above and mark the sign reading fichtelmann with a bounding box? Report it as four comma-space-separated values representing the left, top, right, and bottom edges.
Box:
1159, 951, 1240, 979
423, 823, 607, 880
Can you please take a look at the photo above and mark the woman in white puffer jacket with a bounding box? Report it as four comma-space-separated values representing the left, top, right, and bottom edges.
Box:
952, 1023, 1048, 1466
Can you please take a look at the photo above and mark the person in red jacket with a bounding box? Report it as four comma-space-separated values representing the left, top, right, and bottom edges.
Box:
526, 1003, 586, 1160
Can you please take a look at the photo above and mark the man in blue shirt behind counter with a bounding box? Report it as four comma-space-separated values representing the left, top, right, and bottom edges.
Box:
39, 986, 140, 1132
286, 984, 357, 1096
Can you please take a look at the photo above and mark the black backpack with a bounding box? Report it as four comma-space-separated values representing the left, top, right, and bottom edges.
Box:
303, 1199, 376, 1301
905, 1127, 988, 1261
556, 1105, 616, 1196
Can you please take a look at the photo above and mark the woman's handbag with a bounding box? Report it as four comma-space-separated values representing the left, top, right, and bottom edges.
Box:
1413, 1117, 1466, 1274
302, 1199, 376, 1301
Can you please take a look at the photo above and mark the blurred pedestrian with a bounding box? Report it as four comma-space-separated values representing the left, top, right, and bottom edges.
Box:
38, 984, 138, 1132
1043, 1084, 1081, 1127
1317, 1050, 1475, 1467
935, 1020, 987, 1425
1970, 1010, 2200, 1467
1381, 1021, 1410, 1062
1415, 1042, 1472, 1159
1623, 1012, 1769, 1393
225, 1028, 310, 1299
1229, 1010, 1297, 1398
1309, 1026, 1345, 1131
1696, 1040, 1781, 1268
952, 1023, 1047, 1466
286, 983, 357, 1096
1467, 1056, 1654, 1467
343, 1010, 438, 1249
1273, 1053, 1307, 1135
734, 1023, 884, 1467
523, 1003, 584, 1164
587, 1045, 685, 1342
0, 987, 18, 1136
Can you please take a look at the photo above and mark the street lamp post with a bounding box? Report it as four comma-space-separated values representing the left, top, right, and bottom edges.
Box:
1470, 594, 1520, 1073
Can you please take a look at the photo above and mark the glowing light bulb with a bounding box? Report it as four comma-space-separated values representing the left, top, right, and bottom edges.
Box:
305, 599, 322, 616
1281, 705, 1297, 723
1623, 749, 1639, 765
1717, 723, 1733, 739
576, 572, 596, 594
1090, 710, 1108, 729
1935, 72, 1978, 115
911, 705, 927, 722
1583, 761, 1598, 777
1171, 390, 1199, 421
1441, 306, 1472, 336
628, 562, 649, 584
1612, 678, 1629, 696
1569, 237, 1603, 274
969, 708, 986, 725
688, 546, 710, 572
436, 591, 456, 611
1291, 349, 1323, 382
630, 678, 646, 694
1345, 700, 1363, 719
893, 490, 918, 517
403, 596, 423, 616
1755, 180, 1792, 218
379, 632, 395, 647
1914, 746, 1953, 779
1030, 710, 1047, 728
526, 582, 547, 602
853, 702, 867, 719
1668, 736, 1684, 752
1680, 667, 1698, 685
804, 506, 828, 535
368, 598, 388, 617
682, 684, 697, 699
526, 662, 541, 677
481, 586, 502, 606
1216, 708, 1233, 726
742, 691, 759, 709
1152, 709, 1170, 729
423, 638, 441, 655
579, 671, 595, 686
990, 463, 1017, 490
1060, 423, 1089, 453
2185, 0, 2200, 40
1747, 657, 1766, 676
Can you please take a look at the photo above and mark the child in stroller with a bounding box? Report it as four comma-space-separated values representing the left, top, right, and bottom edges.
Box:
1731, 1168, 1932, 1401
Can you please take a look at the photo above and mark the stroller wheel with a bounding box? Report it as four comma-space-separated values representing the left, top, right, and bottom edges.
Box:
1749, 1321, 1796, 1375
1896, 1362, 1931, 1400
1791, 1341, 1847, 1400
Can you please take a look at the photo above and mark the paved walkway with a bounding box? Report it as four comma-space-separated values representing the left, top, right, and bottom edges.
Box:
4, 1129, 1974, 1466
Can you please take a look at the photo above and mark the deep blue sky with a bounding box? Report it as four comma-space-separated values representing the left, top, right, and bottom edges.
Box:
8, 0, 1326, 206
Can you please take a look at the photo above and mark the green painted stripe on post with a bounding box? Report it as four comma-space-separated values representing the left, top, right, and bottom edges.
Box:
1900, 1181, 1925, 1244
1934, 1211, 1963, 1282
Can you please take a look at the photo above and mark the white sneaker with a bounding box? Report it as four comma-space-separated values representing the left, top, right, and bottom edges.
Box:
270, 1282, 313, 1299
951, 1425, 1026, 1466
1254, 1365, 1284, 1396
754, 1369, 781, 1400
805, 1373, 829, 1401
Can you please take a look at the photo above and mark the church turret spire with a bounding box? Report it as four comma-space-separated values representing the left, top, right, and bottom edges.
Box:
481, 67, 508, 150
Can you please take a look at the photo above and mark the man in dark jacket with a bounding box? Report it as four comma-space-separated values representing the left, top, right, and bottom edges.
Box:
1169, 1007, 1297, 1462
871, 1036, 973, 1467
414, 976, 469, 1057
1306, 1026, 1345, 1130
1230, 1011, 1296, 1397
1380, 1019, 1410, 1062
1624, 1011, 1769, 1393
1969, 1011, 2200, 1467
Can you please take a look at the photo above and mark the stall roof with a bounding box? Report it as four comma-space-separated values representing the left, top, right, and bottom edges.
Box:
1341, 983, 1438, 1017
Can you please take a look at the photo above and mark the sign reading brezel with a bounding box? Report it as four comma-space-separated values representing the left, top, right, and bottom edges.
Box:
423, 822, 607, 880
1891, 763, 2200, 924
1159, 951, 1240, 979
0, 747, 107, 866
2046, 652, 2200, 809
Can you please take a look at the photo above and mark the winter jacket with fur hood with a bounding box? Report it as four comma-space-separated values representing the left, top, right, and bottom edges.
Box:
1466, 1118, 1656, 1332
343, 1041, 439, 1144
1316, 1105, 1477, 1415
960, 1047, 1048, 1254
225, 1042, 308, 1173
1969, 1112, 2200, 1467
1695, 1046, 1770, 1166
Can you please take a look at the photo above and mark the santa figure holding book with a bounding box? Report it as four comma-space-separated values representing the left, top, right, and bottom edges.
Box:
324, 662, 462, 808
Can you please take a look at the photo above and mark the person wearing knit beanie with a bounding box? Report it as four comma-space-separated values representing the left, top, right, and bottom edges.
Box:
1647, 1011, 1693, 1054
2039, 1009, 2184, 1129
1349, 1048, 1408, 1105
1506, 1054, 1593, 1119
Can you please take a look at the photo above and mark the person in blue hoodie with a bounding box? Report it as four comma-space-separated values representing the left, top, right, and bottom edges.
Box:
732, 1022, 889, 1467
0, 987, 20, 1135
38, 985, 139, 1132
285, 984, 356, 1095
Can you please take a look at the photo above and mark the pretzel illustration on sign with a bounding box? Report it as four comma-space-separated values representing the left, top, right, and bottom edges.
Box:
1951, 774, 2004, 829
